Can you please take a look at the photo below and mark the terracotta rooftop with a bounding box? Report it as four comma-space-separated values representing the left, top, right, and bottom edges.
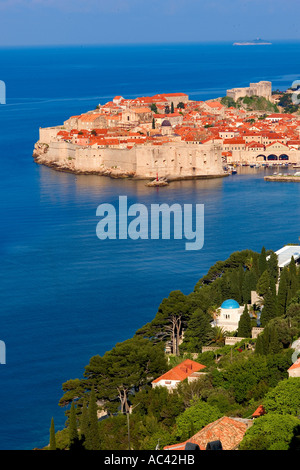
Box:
164, 416, 252, 451
152, 359, 206, 384
288, 358, 300, 371
78, 113, 103, 122
252, 405, 266, 418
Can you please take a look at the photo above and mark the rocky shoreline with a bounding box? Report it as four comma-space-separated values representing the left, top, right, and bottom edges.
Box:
33, 142, 136, 179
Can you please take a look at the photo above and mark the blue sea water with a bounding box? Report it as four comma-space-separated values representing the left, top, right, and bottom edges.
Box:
0, 41, 300, 449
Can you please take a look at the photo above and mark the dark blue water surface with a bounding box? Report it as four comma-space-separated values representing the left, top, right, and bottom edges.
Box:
0, 42, 300, 449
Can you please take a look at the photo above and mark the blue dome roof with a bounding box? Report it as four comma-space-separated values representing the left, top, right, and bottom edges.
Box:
221, 299, 240, 309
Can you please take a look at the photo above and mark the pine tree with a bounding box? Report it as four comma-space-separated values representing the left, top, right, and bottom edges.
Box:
49, 417, 56, 450
237, 304, 251, 337
69, 402, 79, 449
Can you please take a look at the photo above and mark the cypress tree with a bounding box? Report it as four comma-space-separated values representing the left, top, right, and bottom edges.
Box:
182, 308, 214, 352
171, 101, 174, 114
262, 326, 271, 354
297, 267, 300, 290
229, 269, 242, 304
256, 270, 270, 298
86, 387, 100, 450
219, 273, 232, 300
242, 269, 258, 304
252, 256, 260, 279
267, 251, 278, 285
255, 334, 264, 355
49, 417, 56, 450
80, 400, 89, 448
260, 289, 277, 326
152, 118, 155, 129
237, 304, 251, 338
69, 402, 79, 449
277, 267, 289, 316
269, 324, 281, 354
288, 257, 298, 303
259, 247, 268, 276
238, 265, 245, 303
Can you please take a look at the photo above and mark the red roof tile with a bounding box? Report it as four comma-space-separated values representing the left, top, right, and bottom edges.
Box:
164, 416, 251, 451
152, 359, 206, 384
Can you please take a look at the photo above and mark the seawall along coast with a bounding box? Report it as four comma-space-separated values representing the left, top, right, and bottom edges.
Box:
33, 139, 226, 181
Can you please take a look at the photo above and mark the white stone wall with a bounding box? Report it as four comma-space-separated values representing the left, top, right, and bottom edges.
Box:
288, 369, 300, 378
215, 306, 244, 331
152, 380, 179, 391
39, 139, 224, 178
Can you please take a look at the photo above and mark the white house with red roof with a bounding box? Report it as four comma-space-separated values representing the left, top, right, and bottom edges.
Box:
152, 359, 206, 391
288, 357, 300, 378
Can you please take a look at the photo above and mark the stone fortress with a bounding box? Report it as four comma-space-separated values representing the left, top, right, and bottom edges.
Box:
226, 81, 272, 101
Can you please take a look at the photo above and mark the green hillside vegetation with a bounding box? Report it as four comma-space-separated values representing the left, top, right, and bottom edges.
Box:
276, 91, 300, 114
221, 95, 279, 112
221, 91, 300, 114
238, 95, 279, 112
48, 247, 300, 450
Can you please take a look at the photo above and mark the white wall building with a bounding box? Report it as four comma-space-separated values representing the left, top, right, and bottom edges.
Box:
272, 245, 300, 270
213, 299, 244, 331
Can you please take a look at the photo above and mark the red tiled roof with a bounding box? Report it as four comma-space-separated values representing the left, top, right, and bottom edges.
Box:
152, 359, 206, 384
164, 416, 251, 451
205, 101, 223, 109
246, 141, 265, 148
78, 113, 103, 122
223, 138, 246, 144
252, 405, 266, 418
288, 358, 300, 371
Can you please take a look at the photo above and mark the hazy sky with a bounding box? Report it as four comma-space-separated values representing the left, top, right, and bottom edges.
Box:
0, 0, 300, 46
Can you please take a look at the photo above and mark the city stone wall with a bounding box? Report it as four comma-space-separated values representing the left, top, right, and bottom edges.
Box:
36, 138, 224, 179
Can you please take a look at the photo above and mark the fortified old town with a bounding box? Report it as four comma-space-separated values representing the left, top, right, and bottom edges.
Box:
33, 82, 300, 181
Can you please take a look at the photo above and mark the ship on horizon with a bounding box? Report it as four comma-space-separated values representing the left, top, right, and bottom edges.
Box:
233, 38, 272, 46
